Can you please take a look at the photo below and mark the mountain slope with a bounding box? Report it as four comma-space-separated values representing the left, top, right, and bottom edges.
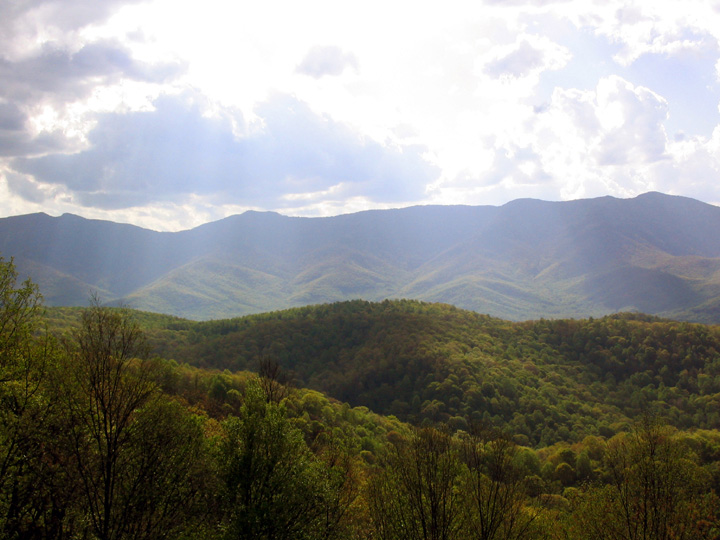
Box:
3, 192, 720, 321
50, 300, 720, 447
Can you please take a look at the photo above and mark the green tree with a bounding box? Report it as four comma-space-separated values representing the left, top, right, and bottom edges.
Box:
219, 379, 340, 540
572, 417, 715, 540
0, 256, 62, 538
459, 426, 539, 540
575, 450, 593, 482
368, 427, 463, 540
60, 302, 156, 540
57, 302, 210, 540
118, 397, 215, 539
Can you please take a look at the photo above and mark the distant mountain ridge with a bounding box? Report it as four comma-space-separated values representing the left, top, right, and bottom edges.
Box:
3, 192, 720, 322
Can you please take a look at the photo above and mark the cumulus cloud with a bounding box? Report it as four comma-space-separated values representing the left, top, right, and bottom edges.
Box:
0, 97, 74, 158
296, 46, 359, 78
4, 172, 50, 204
0, 103, 25, 132
533, 76, 669, 167
485, 40, 547, 78
10, 93, 438, 209
0, 41, 184, 159
435, 74, 677, 206
515, 76, 672, 199
560, 1, 720, 67
1, 0, 148, 53
0, 41, 183, 104
482, 36, 571, 80
594, 76, 669, 165
649, 128, 720, 203
473, 143, 551, 189
0, 1, 185, 161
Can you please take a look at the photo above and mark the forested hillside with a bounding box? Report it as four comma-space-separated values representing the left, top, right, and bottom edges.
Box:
94, 299, 718, 448
6, 192, 720, 322
4, 257, 720, 538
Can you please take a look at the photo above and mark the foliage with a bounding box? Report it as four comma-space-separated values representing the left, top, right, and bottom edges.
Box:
459, 425, 540, 540
95, 299, 720, 446
368, 427, 463, 540
2, 284, 720, 538
0, 256, 58, 538
568, 417, 720, 539
218, 379, 335, 540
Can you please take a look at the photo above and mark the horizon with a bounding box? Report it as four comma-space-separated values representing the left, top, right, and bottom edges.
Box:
0, 190, 708, 233
2, 2, 720, 231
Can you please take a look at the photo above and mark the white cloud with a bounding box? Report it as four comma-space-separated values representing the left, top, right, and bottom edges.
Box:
650, 126, 720, 204
483, 35, 571, 79
0, 1, 184, 163
297, 46, 358, 78
0, 0, 151, 59
430, 74, 675, 206
559, 1, 720, 66
534, 76, 670, 191
9, 93, 438, 211
594, 76, 668, 165
2, 0, 720, 228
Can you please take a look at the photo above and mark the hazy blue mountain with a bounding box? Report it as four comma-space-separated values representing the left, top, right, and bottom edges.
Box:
2, 192, 720, 321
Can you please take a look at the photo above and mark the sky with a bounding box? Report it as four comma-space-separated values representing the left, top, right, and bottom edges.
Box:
2, 0, 720, 231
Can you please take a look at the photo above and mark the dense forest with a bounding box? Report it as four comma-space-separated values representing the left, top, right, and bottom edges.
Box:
2, 255, 720, 539
94, 299, 720, 447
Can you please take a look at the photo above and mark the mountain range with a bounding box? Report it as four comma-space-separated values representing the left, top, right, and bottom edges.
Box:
3, 191, 720, 322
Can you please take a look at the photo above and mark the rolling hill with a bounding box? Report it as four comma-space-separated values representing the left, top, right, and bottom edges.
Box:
4, 192, 720, 322
42, 299, 720, 447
